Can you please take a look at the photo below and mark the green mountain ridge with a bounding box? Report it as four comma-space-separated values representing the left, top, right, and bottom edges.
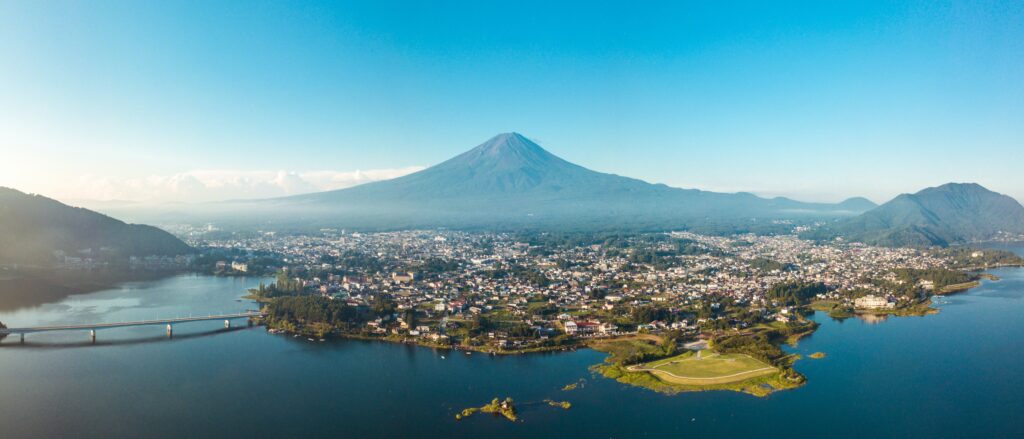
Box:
815, 183, 1024, 247
0, 187, 192, 265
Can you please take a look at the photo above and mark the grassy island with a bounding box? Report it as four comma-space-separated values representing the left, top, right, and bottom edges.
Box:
809, 352, 826, 359
456, 397, 518, 422
631, 352, 777, 385
591, 326, 808, 397
561, 380, 582, 391
545, 399, 572, 409
454, 408, 478, 420
596, 357, 802, 397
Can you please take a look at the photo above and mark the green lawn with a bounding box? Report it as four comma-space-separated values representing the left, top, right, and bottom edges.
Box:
589, 336, 665, 362
633, 351, 777, 385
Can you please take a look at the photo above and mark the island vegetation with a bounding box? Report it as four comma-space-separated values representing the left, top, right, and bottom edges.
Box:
590, 320, 812, 397
456, 397, 518, 422
244, 273, 307, 302
545, 399, 572, 409
561, 380, 583, 391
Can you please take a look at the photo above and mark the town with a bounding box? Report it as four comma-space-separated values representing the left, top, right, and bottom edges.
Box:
185, 227, 1017, 356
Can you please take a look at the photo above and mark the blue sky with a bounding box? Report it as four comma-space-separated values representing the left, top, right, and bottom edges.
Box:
1, 0, 1022, 203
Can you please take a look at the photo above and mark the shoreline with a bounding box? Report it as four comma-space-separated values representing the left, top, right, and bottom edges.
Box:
257, 269, 1001, 357
251, 265, 1017, 399
260, 320, 588, 356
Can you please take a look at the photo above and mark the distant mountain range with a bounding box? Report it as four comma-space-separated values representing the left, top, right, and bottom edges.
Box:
261, 133, 874, 230
808, 183, 1024, 247
40, 133, 1020, 247
0, 187, 191, 265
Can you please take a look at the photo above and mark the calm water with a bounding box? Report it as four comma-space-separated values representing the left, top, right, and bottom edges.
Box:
2, 248, 1024, 438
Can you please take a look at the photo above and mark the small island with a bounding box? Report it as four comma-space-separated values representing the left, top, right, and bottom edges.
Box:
592, 326, 808, 397
809, 352, 826, 359
545, 399, 572, 409
456, 397, 517, 422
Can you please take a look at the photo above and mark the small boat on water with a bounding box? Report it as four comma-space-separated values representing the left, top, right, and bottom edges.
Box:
307, 338, 315, 342
465, 351, 471, 355
441, 355, 446, 359
319, 339, 325, 342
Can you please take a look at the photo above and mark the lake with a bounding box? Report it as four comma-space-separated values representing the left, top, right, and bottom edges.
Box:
2, 247, 1024, 438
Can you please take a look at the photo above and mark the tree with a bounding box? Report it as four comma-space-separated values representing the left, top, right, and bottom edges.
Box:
470, 314, 493, 335
403, 309, 417, 328
372, 295, 396, 316
661, 333, 678, 356
630, 306, 670, 324
767, 282, 828, 306
263, 296, 363, 332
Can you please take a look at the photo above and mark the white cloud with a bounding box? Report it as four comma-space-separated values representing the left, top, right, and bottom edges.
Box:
67, 167, 424, 203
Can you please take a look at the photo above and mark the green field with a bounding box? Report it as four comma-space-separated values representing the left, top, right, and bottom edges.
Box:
631, 351, 777, 385
588, 335, 665, 362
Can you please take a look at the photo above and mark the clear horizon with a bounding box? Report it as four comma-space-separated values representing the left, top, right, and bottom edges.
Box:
2, 1, 1022, 205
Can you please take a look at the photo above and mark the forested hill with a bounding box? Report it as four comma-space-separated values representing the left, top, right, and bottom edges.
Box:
810, 183, 1024, 247
0, 187, 191, 265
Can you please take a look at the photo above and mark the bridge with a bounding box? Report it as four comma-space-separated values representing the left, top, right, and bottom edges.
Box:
0, 311, 263, 343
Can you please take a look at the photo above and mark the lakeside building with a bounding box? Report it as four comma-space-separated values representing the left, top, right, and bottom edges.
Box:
392, 272, 415, 283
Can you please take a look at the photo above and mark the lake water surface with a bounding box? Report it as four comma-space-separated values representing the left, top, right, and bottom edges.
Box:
2, 247, 1024, 438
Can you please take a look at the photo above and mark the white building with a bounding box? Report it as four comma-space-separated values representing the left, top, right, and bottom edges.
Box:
854, 295, 895, 310
563, 321, 578, 334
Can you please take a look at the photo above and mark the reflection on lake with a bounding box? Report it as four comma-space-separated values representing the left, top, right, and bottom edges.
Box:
853, 313, 888, 324
0, 274, 266, 344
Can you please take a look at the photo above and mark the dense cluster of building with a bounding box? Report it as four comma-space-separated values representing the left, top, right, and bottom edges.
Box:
191, 228, 965, 349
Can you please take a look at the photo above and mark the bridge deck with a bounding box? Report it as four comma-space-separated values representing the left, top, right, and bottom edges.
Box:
0, 312, 262, 334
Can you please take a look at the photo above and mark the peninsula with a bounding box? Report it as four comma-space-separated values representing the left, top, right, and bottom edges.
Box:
222, 228, 1022, 397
